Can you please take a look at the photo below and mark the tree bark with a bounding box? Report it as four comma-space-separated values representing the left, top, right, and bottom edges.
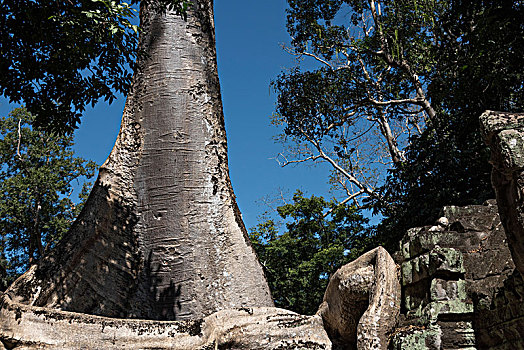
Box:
4, 0, 273, 320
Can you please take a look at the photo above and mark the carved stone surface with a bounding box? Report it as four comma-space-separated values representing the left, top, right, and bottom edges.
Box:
481, 110, 524, 276
0, 293, 331, 350
318, 247, 401, 350
392, 200, 523, 349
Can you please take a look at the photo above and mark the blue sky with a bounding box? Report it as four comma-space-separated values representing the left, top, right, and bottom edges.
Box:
0, 1, 335, 230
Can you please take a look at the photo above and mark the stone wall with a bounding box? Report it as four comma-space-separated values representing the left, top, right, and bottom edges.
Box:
391, 200, 524, 349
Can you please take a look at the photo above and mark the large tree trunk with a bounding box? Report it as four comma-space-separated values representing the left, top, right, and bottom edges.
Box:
4, 0, 273, 320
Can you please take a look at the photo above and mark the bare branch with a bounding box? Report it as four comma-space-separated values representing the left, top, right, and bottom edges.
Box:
277, 153, 321, 167
17, 119, 22, 160
317, 147, 384, 203
300, 51, 334, 70
322, 190, 364, 218
367, 97, 425, 107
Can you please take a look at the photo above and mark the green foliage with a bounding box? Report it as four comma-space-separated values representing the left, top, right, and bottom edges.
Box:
0, 0, 190, 133
377, 0, 524, 246
250, 191, 369, 314
0, 108, 96, 289
275, 0, 524, 251
278, 0, 442, 127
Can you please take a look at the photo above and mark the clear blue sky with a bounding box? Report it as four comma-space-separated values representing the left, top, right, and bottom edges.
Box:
0, 1, 335, 230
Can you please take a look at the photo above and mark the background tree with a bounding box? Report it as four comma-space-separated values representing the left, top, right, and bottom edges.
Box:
0, 108, 96, 290
273, 0, 524, 250
273, 0, 440, 210
377, 0, 524, 246
0, 0, 189, 132
250, 191, 369, 314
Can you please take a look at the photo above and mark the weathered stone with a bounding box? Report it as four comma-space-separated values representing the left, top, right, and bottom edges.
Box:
442, 202, 499, 233
416, 300, 474, 323
0, 293, 331, 349
438, 321, 476, 349
404, 282, 430, 312
390, 324, 442, 350
428, 217, 449, 232
403, 278, 470, 316
480, 110, 524, 140
401, 248, 464, 286
436, 217, 449, 228
401, 253, 431, 286
393, 195, 524, 349
481, 110, 524, 276
474, 270, 524, 350
318, 247, 400, 350
392, 321, 475, 350
430, 279, 467, 302
398, 228, 492, 264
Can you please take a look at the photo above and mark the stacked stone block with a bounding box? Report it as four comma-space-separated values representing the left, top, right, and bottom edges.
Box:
474, 270, 524, 350
392, 231, 475, 349
391, 201, 522, 349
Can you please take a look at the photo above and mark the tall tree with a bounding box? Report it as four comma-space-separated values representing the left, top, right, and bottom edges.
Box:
5, 1, 273, 320
273, 0, 439, 210
377, 0, 524, 246
0, 0, 189, 132
0, 108, 96, 289
273, 0, 524, 249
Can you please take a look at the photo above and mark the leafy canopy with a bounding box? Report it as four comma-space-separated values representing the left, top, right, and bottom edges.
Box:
273, 0, 444, 212
0, 108, 96, 290
250, 191, 369, 314
0, 0, 190, 133
273, 0, 524, 250
377, 0, 524, 245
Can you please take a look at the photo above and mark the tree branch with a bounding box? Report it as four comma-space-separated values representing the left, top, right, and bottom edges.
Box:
17, 119, 22, 160
322, 191, 364, 218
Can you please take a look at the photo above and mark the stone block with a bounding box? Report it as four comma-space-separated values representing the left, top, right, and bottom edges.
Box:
401, 248, 464, 286
430, 279, 467, 302
390, 324, 442, 350
419, 300, 474, 323
400, 227, 426, 259
438, 321, 476, 349
402, 253, 431, 286
405, 298, 473, 327
479, 110, 524, 141
404, 282, 430, 312
430, 248, 465, 276
481, 110, 524, 277
442, 203, 498, 228
495, 129, 524, 169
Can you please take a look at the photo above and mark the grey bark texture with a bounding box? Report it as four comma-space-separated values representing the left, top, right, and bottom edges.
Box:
3, 0, 273, 321
0, 292, 331, 350
481, 110, 524, 276
317, 246, 401, 350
